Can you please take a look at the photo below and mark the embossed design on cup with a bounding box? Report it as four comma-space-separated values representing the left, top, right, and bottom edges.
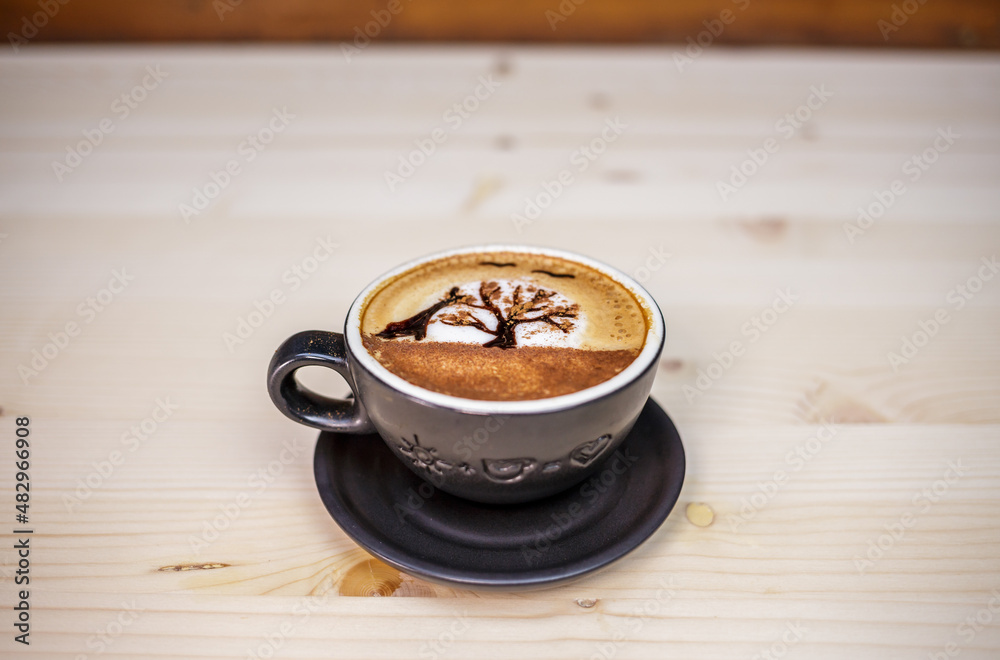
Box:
482, 458, 537, 483
570, 434, 612, 467
398, 435, 453, 475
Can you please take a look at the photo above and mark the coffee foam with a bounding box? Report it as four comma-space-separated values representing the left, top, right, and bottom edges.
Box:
361, 251, 646, 352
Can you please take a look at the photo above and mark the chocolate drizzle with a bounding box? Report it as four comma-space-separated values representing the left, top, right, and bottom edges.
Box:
375, 287, 467, 341
531, 270, 575, 279
376, 281, 578, 350
480, 261, 516, 268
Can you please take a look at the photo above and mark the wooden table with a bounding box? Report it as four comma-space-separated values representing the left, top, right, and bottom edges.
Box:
1, 46, 999, 659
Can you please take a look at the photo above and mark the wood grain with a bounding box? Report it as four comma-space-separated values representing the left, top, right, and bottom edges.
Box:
0, 46, 999, 658
0, 0, 998, 49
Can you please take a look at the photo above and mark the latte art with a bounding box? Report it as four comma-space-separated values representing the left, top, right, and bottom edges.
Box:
361, 251, 648, 400
376, 279, 581, 349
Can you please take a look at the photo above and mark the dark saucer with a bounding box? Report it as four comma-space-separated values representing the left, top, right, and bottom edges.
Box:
313, 398, 685, 590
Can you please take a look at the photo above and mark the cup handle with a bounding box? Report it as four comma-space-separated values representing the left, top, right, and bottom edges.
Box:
266, 330, 376, 434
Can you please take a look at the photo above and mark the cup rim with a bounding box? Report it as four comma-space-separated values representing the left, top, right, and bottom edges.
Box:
345, 244, 664, 414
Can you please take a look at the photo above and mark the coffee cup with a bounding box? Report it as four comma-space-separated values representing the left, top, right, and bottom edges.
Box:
267, 245, 664, 504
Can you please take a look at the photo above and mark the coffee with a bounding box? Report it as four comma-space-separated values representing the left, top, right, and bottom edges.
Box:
360, 250, 648, 401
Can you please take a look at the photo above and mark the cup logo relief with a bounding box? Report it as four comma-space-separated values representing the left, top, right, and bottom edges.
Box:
570, 434, 612, 467
482, 458, 537, 483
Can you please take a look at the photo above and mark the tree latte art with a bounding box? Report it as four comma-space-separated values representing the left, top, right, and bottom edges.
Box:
361, 251, 648, 401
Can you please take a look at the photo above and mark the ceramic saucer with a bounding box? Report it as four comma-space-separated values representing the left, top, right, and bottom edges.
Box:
313, 397, 685, 590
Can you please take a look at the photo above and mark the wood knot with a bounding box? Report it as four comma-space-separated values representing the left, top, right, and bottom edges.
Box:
736, 216, 788, 243
495, 134, 516, 150
589, 92, 611, 110
575, 598, 598, 608
339, 558, 403, 597
494, 55, 512, 77
604, 169, 640, 183
659, 358, 684, 372
157, 563, 229, 572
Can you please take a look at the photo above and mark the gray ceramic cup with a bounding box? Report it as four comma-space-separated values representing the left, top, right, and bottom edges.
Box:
267, 245, 664, 504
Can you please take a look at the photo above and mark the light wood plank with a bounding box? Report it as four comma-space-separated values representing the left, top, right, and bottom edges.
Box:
0, 46, 999, 659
